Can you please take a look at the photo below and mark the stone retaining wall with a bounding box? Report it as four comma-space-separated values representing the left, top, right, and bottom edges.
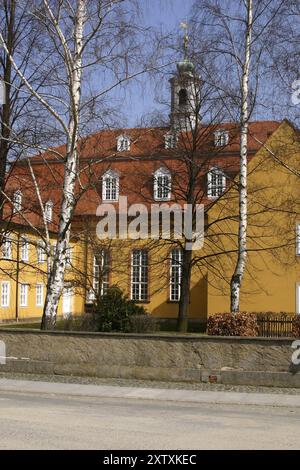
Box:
0, 329, 299, 387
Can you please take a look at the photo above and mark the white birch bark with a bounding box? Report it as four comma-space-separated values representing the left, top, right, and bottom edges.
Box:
41, 0, 86, 329
230, 0, 253, 313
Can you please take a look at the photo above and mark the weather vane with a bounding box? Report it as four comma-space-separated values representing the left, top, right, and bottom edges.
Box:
180, 21, 189, 55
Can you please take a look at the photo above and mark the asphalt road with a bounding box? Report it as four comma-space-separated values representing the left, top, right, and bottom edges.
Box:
0, 387, 299, 449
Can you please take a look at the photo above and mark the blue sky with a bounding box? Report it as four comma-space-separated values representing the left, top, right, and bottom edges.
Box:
120, 0, 194, 127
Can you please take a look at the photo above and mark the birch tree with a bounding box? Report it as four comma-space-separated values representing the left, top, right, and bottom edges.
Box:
192, 0, 286, 313
39, 0, 85, 329
230, 0, 253, 313
0, 0, 153, 329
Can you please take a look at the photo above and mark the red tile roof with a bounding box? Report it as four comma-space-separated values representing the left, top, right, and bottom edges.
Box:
3, 120, 281, 230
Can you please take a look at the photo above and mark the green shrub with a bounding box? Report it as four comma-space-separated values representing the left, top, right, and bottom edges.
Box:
207, 312, 258, 336
94, 286, 148, 332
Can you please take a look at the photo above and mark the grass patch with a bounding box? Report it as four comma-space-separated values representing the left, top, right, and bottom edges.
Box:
0, 317, 208, 335
0, 321, 40, 329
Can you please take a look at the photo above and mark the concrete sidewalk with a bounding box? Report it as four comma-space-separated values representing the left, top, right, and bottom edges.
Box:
0, 377, 300, 408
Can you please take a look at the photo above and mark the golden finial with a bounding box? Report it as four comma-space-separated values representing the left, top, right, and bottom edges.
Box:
180, 21, 189, 55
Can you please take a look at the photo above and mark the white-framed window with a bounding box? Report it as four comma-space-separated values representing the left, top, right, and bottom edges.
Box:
296, 223, 300, 256
164, 133, 178, 150
117, 134, 130, 152
20, 283, 29, 307
36, 284, 44, 307
170, 248, 182, 302
154, 167, 172, 201
45, 200, 53, 222
93, 250, 110, 297
131, 249, 148, 302
1, 281, 10, 307
102, 170, 119, 202
37, 242, 46, 263
207, 167, 226, 199
214, 129, 229, 147
21, 238, 29, 262
66, 246, 72, 266
12, 190, 22, 213
2, 234, 12, 259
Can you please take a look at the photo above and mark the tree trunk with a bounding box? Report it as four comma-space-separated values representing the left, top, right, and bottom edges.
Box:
41, 0, 86, 330
230, 0, 253, 313
177, 247, 192, 332
0, 0, 15, 219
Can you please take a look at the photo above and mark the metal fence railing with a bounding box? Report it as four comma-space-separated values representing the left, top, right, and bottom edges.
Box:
256, 314, 295, 338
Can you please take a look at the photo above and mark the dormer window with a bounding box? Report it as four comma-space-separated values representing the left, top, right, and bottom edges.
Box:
45, 200, 53, 223
12, 190, 22, 213
207, 167, 226, 199
117, 134, 130, 152
154, 167, 171, 201
164, 133, 178, 150
102, 170, 119, 202
214, 129, 229, 147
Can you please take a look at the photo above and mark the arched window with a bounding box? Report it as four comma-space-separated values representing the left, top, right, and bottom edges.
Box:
153, 167, 171, 201
207, 167, 226, 199
12, 190, 22, 213
179, 88, 188, 106
45, 200, 53, 222
102, 170, 119, 201
117, 134, 130, 152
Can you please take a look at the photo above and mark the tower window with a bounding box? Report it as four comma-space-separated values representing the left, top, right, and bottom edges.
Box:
179, 88, 188, 106
214, 129, 229, 147
117, 135, 130, 152
207, 167, 226, 199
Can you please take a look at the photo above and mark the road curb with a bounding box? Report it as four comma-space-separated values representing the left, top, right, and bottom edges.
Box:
0, 378, 300, 408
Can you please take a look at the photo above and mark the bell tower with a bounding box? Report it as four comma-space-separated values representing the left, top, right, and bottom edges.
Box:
169, 24, 201, 131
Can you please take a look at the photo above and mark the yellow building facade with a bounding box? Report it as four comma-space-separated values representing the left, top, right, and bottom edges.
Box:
1, 120, 300, 325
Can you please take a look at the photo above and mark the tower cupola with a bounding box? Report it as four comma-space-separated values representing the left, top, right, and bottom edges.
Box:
169, 24, 201, 131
